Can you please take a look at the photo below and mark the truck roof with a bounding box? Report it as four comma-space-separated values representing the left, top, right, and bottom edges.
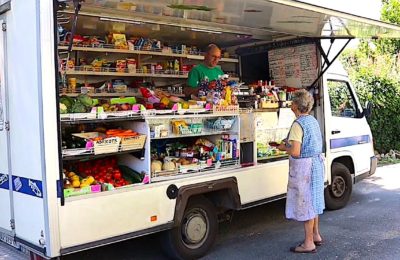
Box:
67, 0, 400, 48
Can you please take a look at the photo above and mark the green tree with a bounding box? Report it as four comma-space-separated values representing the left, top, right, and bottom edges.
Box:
376, 0, 400, 54
339, 0, 400, 152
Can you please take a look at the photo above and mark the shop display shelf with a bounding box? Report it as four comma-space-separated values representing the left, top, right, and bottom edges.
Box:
65, 67, 188, 78
257, 154, 288, 163
60, 111, 143, 123
60, 92, 141, 97
144, 112, 238, 119
151, 129, 236, 140
60, 115, 143, 125
58, 45, 239, 63
62, 147, 145, 161
151, 159, 240, 182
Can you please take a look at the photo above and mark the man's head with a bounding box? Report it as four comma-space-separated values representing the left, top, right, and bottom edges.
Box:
204, 44, 221, 68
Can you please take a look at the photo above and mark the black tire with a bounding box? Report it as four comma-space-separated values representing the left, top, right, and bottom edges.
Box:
324, 162, 353, 210
161, 196, 218, 260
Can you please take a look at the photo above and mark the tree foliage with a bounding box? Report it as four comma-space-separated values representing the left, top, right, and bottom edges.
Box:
338, 0, 400, 152
376, 0, 400, 54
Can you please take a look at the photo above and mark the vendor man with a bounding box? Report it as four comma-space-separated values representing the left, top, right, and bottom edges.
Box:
185, 44, 224, 96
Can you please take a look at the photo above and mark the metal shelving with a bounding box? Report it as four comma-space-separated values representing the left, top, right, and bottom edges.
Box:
58, 45, 239, 63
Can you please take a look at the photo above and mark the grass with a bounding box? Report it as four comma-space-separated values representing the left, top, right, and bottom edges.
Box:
378, 157, 400, 166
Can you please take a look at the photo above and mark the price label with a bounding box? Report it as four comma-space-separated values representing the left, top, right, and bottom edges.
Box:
94, 137, 121, 154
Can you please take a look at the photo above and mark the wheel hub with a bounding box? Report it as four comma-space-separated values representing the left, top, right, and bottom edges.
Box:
182, 209, 208, 246
332, 175, 346, 197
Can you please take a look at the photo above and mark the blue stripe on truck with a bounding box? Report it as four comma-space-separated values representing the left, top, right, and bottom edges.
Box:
0, 173, 43, 198
12, 176, 43, 198
330, 135, 370, 149
0, 173, 9, 190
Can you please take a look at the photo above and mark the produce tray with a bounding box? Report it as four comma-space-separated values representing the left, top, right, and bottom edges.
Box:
72, 132, 121, 155
212, 105, 239, 114
120, 134, 147, 151
60, 112, 97, 121
62, 133, 146, 159
177, 108, 208, 115
97, 110, 140, 119
205, 117, 235, 130
63, 184, 101, 198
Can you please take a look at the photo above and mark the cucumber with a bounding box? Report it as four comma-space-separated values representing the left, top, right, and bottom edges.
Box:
118, 165, 143, 184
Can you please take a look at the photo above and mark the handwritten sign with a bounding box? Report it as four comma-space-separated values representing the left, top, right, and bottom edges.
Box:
94, 137, 121, 155
268, 44, 318, 88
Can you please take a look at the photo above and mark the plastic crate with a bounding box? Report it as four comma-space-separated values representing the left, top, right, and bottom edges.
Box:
120, 134, 147, 151
205, 117, 235, 130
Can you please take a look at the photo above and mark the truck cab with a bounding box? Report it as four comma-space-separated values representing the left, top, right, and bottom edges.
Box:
323, 61, 377, 209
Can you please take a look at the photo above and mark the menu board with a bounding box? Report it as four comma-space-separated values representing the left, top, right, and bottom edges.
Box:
268, 44, 318, 88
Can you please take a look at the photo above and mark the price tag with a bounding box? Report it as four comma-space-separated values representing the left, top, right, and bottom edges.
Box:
94, 136, 121, 154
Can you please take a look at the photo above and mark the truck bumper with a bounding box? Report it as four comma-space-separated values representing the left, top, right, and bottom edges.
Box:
354, 156, 378, 183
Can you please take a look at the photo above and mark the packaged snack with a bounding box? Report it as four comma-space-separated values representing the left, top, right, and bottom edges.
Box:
127, 40, 136, 50
116, 60, 127, 72
91, 59, 103, 72
66, 59, 75, 71
112, 33, 128, 49
126, 59, 137, 73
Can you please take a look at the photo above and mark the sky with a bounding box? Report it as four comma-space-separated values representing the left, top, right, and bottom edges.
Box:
303, 0, 382, 20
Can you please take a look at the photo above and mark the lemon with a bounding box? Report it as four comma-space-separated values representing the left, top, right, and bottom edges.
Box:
72, 180, 80, 188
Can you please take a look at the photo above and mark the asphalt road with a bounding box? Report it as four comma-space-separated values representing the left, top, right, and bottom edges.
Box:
2, 164, 400, 259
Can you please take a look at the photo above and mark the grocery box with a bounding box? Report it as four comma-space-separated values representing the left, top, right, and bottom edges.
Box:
213, 105, 239, 114
91, 184, 102, 193
64, 186, 91, 198
93, 136, 121, 154
72, 132, 121, 154
120, 134, 146, 151
110, 97, 136, 105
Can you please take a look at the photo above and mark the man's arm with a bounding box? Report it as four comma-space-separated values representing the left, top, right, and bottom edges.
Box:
184, 86, 198, 98
185, 67, 200, 98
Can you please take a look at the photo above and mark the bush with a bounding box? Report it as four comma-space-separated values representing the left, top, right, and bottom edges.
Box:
341, 48, 400, 153
352, 72, 400, 153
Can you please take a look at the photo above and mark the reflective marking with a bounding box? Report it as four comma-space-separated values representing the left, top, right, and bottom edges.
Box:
330, 135, 370, 149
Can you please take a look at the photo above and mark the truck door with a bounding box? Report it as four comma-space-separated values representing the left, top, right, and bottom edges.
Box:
0, 17, 13, 236
326, 78, 372, 174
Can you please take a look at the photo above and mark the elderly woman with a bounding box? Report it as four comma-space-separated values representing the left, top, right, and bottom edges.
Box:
278, 89, 325, 254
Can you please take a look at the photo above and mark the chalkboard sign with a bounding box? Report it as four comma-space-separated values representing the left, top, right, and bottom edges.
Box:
268, 44, 318, 88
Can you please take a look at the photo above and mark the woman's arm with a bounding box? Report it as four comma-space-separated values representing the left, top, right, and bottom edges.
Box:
278, 140, 301, 157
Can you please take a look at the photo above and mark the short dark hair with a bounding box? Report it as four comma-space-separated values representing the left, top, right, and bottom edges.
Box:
206, 44, 220, 53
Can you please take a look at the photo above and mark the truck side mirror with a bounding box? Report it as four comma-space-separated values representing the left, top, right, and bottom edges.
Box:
363, 101, 372, 118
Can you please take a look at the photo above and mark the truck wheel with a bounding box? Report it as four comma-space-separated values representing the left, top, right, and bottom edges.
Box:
324, 162, 352, 210
161, 196, 218, 259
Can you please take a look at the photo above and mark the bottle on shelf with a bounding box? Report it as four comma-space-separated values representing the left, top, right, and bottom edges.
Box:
269, 70, 275, 89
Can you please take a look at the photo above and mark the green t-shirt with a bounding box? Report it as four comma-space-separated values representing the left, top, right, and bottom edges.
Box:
187, 64, 224, 88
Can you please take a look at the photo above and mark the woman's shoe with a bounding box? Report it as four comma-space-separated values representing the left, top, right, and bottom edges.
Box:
314, 240, 323, 246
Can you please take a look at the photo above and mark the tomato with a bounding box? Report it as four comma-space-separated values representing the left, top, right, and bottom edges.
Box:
105, 174, 112, 182
84, 169, 91, 177
98, 177, 105, 183
113, 172, 122, 180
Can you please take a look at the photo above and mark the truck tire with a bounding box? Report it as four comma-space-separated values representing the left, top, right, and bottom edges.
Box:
161, 196, 218, 260
324, 162, 352, 210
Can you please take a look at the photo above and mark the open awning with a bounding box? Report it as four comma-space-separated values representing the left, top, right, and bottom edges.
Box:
61, 0, 400, 46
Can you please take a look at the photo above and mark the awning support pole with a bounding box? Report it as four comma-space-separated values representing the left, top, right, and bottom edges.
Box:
308, 38, 352, 89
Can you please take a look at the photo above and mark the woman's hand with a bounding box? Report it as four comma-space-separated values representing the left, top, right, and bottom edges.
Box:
277, 143, 286, 151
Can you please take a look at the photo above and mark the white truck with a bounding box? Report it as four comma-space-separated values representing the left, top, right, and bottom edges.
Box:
0, 0, 399, 259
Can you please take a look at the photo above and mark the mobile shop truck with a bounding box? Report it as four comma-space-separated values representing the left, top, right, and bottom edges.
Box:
1, 0, 399, 259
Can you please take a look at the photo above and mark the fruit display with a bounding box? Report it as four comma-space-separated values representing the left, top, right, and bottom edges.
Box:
63, 157, 145, 197
60, 94, 96, 114
257, 142, 286, 158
